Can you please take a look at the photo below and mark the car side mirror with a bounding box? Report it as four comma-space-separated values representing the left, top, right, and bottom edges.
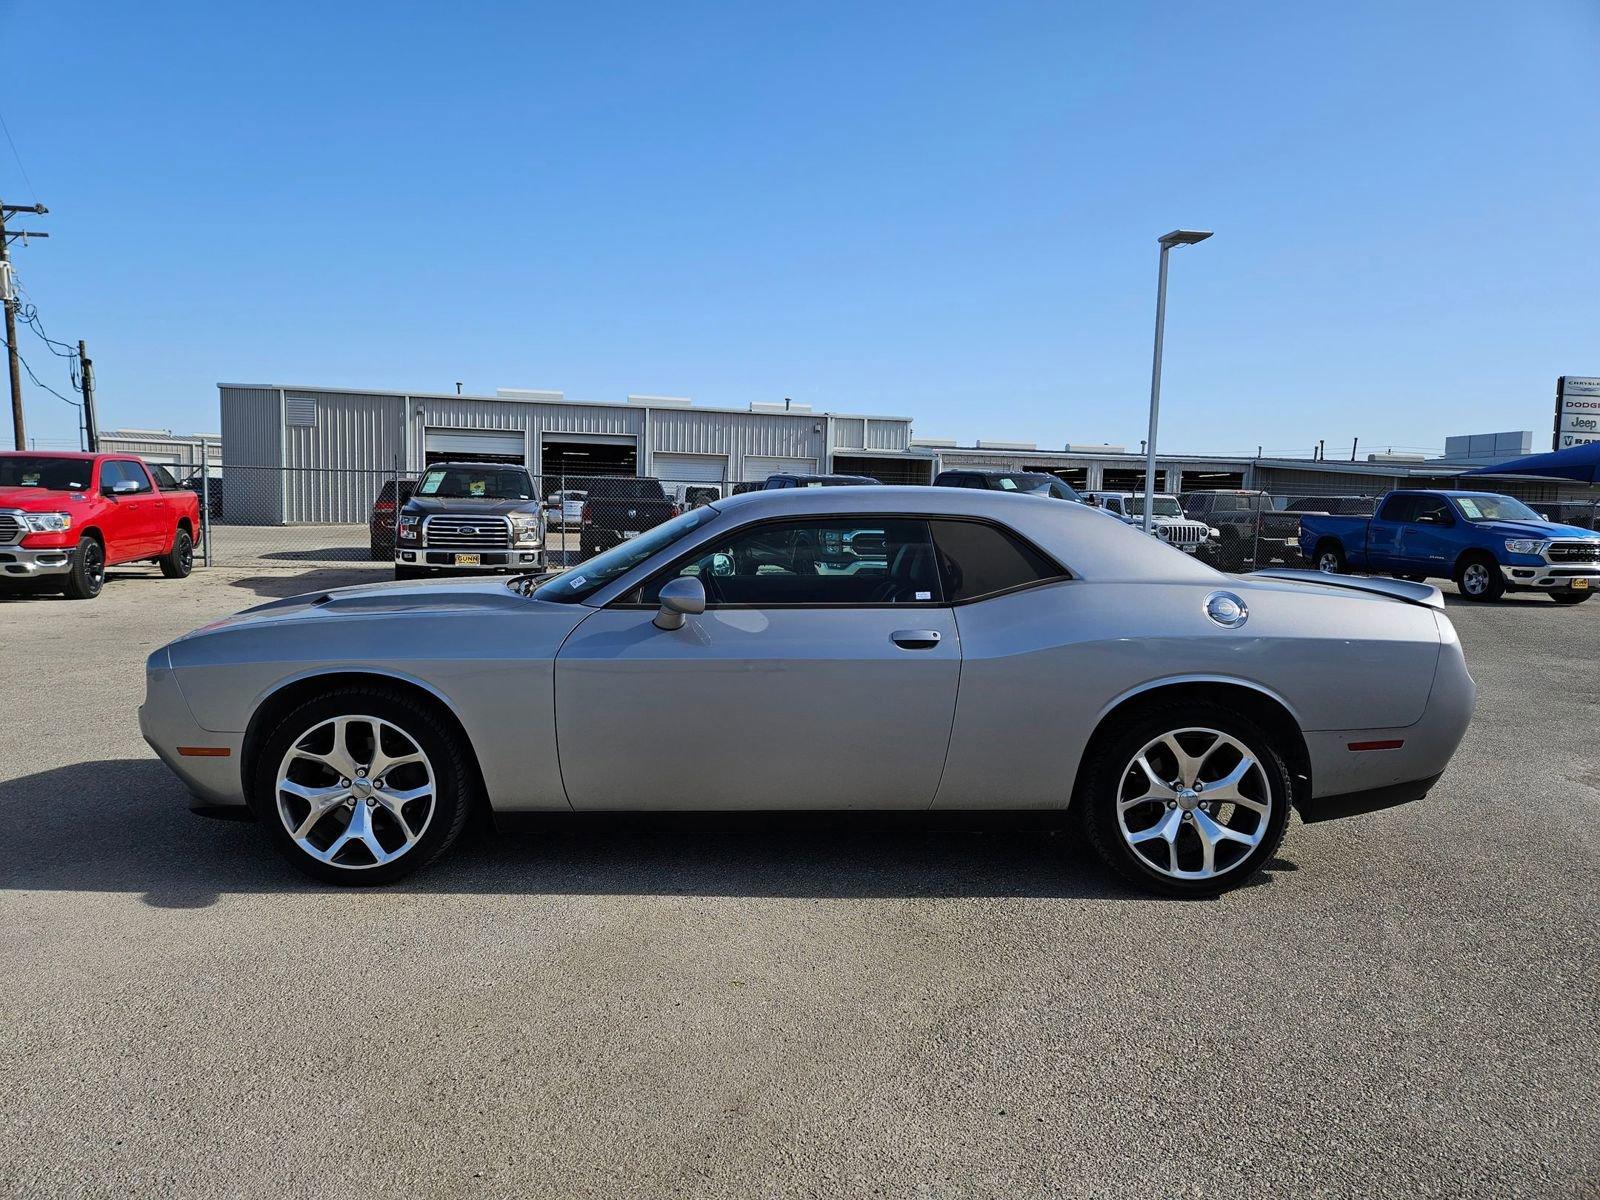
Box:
653, 576, 706, 631
105, 480, 140, 496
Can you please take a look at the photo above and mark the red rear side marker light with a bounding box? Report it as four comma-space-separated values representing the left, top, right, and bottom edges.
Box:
177, 746, 232, 757
1347, 739, 1404, 752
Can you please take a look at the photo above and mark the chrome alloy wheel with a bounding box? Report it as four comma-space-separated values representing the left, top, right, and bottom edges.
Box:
1316, 550, 1341, 573
1116, 727, 1273, 882
1461, 562, 1491, 596
274, 715, 436, 870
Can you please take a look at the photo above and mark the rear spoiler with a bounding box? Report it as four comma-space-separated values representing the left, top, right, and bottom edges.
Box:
1246, 568, 1445, 611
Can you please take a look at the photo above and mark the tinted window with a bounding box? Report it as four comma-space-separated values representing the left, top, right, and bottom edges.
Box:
1377, 494, 1418, 523
148, 464, 181, 490
931, 520, 1065, 602
643, 518, 940, 607
1412, 496, 1453, 524
103, 461, 152, 493
417, 466, 531, 500
0, 456, 92, 490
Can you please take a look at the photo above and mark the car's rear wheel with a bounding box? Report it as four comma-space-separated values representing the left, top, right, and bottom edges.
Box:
1454, 554, 1504, 601
1550, 590, 1592, 605
61, 535, 106, 600
1314, 542, 1346, 574
1079, 704, 1292, 896
159, 528, 194, 578
252, 687, 473, 884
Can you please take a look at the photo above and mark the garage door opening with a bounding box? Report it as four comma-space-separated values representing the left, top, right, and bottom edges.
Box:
541, 435, 637, 491
1100, 467, 1152, 492
1180, 470, 1245, 492
425, 429, 527, 468
831, 455, 933, 485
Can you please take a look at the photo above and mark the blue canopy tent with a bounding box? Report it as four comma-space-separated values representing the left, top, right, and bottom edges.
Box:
1461, 441, 1600, 485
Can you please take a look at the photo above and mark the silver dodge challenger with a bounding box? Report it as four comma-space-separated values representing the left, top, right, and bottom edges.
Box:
141, 486, 1476, 895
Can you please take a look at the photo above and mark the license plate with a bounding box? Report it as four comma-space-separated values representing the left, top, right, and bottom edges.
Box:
1575, 578, 1590, 590
455, 553, 481, 566
621, 530, 640, 540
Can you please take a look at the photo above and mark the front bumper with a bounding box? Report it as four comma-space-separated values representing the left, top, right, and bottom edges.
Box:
0, 545, 75, 578
395, 546, 545, 571
140, 650, 247, 807
1500, 563, 1600, 591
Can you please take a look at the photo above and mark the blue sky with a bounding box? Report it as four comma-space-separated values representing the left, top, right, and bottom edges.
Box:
4, 0, 1597, 455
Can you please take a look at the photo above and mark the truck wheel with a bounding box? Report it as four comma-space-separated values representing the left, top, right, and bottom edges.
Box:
1077, 703, 1293, 897
1454, 554, 1503, 602
159, 528, 194, 579
1314, 542, 1346, 574
62, 535, 106, 600
394, 566, 426, 581
1550, 591, 1592, 605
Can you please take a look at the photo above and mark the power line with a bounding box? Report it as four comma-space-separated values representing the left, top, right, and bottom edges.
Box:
0, 107, 39, 206
0, 332, 80, 408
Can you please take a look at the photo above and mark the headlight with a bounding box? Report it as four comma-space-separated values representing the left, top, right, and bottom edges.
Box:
397, 515, 419, 540
510, 515, 542, 544
1504, 539, 1547, 555
23, 512, 72, 533
1207, 527, 1220, 539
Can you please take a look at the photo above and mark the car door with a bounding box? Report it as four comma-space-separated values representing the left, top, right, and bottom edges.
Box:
1368, 494, 1414, 569
554, 515, 961, 810
1401, 494, 1458, 571
98, 461, 161, 559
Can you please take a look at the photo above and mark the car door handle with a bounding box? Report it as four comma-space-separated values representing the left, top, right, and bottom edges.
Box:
891, 629, 942, 650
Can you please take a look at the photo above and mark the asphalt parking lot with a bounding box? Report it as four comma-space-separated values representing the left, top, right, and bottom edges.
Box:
1, 565, 1595, 1199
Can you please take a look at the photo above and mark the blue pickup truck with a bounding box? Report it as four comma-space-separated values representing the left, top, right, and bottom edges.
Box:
1298, 489, 1600, 604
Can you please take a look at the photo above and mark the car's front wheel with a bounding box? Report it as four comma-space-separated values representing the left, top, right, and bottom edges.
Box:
1454, 553, 1504, 601
252, 687, 473, 884
1078, 704, 1293, 896
61, 535, 106, 600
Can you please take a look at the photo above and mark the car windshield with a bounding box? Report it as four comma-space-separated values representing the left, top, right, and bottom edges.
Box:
1124, 496, 1183, 517
1452, 494, 1541, 523
535, 507, 717, 603
0, 456, 91, 491
416, 466, 531, 500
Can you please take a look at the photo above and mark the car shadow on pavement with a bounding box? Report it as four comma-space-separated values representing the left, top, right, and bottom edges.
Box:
223, 569, 392, 598
0, 568, 163, 603
0, 760, 1299, 907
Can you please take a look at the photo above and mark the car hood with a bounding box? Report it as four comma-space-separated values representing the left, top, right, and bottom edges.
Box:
0, 485, 94, 510
176, 573, 567, 637
1469, 519, 1598, 541
401, 496, 539, 517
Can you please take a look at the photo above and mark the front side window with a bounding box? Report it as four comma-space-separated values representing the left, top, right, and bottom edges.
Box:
641, 518, 941, 607
930, 520, 1066, 602
417, 466, 532, 500
102, 461, 151, 493
536, 508, 717, 603
1412, 496, 1454, 525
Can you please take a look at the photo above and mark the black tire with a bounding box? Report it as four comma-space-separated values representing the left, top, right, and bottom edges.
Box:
1077, 702, 1293, 897
394, 565, 426, 581
251, 686, 475, 885
61, 535, 106, 600
159, 528, 194, 578
1212, 536, 1247, 573
1550, 590, 1592, 605
1453, 553, 1504, 601
1313, 541, 1346, 574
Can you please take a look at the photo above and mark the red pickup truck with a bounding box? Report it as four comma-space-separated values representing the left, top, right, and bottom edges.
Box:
0, 451, 201, 600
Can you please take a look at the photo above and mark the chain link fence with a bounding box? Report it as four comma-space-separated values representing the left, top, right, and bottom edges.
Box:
194, 462, 1600, 578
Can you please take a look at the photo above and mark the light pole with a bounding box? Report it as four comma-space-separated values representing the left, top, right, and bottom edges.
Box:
1141, 229, 1211, 531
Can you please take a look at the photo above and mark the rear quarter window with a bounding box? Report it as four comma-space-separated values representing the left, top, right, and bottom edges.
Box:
931, 520, 1066, 602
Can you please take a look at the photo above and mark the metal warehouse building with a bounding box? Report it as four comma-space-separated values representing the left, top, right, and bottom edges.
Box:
219, 384, 927, 524
97, 428, 221, 474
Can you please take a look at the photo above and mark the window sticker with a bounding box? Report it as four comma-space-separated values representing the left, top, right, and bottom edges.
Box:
418, 473, 443, 495
915, 591, 932, 601
469, 479, 487, 497
998, 478, 1018, 490
1456, 498, 1482, 519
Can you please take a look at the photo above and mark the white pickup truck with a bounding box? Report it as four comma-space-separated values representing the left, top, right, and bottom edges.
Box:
1084, 491, 1215, 555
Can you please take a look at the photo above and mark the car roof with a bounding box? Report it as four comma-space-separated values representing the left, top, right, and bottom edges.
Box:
707, 485, 1219, 582
939, 467, 1051, 476
423, 460, 531, 471
0, 450, 103, 460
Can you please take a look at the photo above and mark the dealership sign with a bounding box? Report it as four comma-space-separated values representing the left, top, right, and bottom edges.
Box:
1555, 376, 1600, 450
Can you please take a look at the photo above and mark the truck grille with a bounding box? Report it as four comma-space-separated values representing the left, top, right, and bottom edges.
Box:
422, 515, 512, 550
1548, 541, 1600, 563
0, 512, 22, 546
1157, 520, 1210, 550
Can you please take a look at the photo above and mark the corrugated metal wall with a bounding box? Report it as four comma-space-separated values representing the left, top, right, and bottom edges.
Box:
96, 435, 220, 470
866, 419, 908, 451
220, 387, 284, 523
282, 391, 408, 522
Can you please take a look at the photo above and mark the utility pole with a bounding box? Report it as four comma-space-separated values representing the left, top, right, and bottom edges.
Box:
77, 340, 99, 451
1, 199, 50, 450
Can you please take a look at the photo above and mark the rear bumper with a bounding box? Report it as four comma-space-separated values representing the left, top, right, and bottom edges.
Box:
0, 545, 75, 578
